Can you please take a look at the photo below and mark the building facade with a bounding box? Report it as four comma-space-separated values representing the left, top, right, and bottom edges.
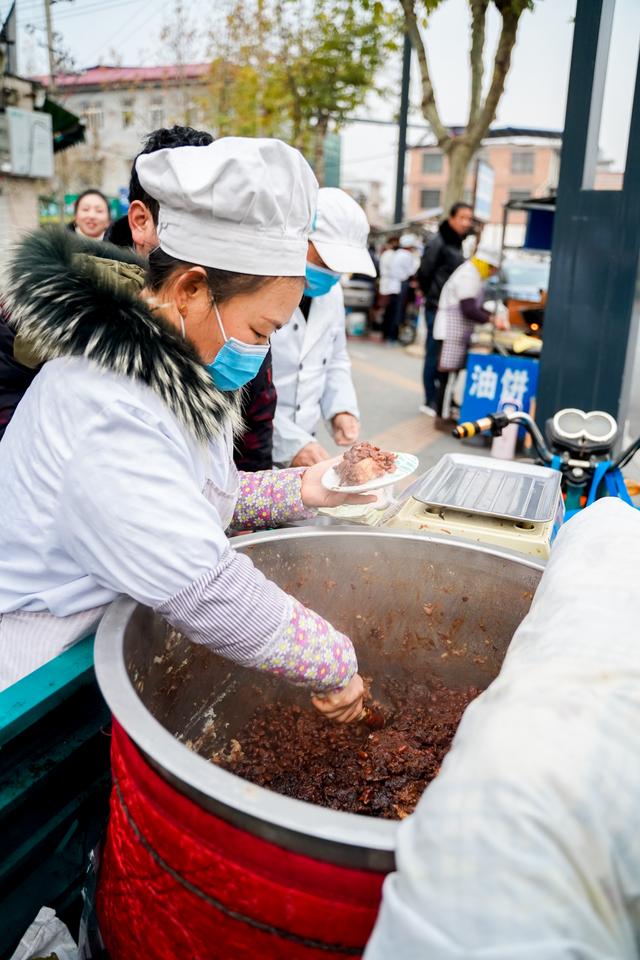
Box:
407, 127, 562, 246
408, 126, 623, 247
38, 64, 213, 201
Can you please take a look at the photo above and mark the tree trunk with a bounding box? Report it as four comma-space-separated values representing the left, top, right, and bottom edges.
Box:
443, 142, 474, 214
313, 118, 328, 187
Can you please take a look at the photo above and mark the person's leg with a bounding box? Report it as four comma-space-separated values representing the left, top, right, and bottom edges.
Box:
435, 371, 449, 417
421, 308, 440, 407
382, 294, 398, 341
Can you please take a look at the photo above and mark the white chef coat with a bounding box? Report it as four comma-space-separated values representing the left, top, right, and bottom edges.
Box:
378, 248, 397, 296
271, 282, 359, 465
0, 356, 236, 623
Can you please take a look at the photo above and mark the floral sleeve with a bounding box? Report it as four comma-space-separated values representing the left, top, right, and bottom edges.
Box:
231, 467, 316, 531
255, 598, 357, 692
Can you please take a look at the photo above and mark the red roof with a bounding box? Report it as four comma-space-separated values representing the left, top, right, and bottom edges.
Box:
33, 63, 211, 88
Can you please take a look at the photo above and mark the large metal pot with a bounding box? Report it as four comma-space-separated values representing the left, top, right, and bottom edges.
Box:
95, 528, 543, 872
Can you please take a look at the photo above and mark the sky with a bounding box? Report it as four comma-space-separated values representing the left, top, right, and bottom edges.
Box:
4, 0, 639, 218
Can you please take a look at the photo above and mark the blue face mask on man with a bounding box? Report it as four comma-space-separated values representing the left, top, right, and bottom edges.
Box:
205, 300, 269, 392
304, 263, 341, 298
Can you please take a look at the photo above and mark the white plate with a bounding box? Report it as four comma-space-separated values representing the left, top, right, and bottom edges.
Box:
321, 452, 419, 494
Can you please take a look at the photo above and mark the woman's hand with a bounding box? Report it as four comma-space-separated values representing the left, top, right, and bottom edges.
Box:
332, 412, 360, 446
300, 457, 378, 509
311, 673, 365, 723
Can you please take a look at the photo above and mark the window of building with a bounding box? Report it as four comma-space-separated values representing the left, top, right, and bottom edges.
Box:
122, 99, 135, 129
422, 151, 443, 174
81, 100, 104, 132
509, 189, 530, 203
511, 151, 535, 174
420, 189, 441, 209
463, 187, 473, 205
150, 100, 164, 128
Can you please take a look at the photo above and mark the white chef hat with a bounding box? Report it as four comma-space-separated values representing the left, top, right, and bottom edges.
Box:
135, 137, 318, 277
310, 188, 376, 277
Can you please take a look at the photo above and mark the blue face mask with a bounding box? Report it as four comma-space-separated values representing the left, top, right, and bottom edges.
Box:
205, 300, 269, 392
304, 263, 341, 298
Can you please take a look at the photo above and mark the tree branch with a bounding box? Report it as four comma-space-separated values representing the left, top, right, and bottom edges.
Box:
399, 0, 449, 146
467, 3, 521, 145
468, 0, 488, 126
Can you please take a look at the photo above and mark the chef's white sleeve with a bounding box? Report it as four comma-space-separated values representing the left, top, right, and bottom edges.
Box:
272, 408, 316, 466
365, 498, 640, 960
58, 399, 356, 688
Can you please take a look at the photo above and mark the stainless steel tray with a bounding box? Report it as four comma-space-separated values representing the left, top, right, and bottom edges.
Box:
414, 453, 562, 523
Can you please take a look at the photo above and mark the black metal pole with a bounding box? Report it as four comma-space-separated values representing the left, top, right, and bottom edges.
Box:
394, 32, 411, 225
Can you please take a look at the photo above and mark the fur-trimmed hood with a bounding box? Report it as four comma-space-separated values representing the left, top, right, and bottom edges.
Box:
6, 227, 242, 444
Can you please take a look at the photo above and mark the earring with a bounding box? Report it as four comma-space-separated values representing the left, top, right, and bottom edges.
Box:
178, 312, 186, 339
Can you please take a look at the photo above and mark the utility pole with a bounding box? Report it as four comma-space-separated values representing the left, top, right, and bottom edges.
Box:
43, 0, 67, 222
393, 32, 411, 225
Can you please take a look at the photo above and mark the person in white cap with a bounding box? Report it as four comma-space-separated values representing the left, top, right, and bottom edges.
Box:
433, 246, 504, 418
0, 138, 369, 724
270, 187, 376, 467
382, 233, 421, 343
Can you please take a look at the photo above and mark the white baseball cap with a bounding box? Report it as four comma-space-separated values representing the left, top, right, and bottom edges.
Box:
136, 137, 318, 277
475, 246, 501, 268
310, 188, 376, 277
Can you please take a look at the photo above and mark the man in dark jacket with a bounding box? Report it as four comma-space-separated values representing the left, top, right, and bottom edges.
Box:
417, 202, 473, 414
1, 125, 277, 470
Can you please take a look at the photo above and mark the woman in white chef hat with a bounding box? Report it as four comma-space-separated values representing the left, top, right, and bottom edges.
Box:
0, 137, 366, 721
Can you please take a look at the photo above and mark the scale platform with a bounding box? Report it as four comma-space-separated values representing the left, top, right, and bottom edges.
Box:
384, 454, 564, 559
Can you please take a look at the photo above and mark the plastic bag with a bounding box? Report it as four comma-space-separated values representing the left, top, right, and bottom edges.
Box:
9, 908, 79, 960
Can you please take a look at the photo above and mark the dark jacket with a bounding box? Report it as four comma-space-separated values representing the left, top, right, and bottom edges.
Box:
417, 221, 465, 309
105, 215, 277, 472
0, 305, 37, 440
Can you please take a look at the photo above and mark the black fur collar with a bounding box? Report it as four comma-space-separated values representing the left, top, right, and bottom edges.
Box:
7, 227, 242, 444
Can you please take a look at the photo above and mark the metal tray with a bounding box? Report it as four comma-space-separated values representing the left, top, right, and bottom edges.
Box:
414, 453, 562, 523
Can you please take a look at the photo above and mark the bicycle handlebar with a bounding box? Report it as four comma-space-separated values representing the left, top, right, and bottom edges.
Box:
452, 411, 554, 464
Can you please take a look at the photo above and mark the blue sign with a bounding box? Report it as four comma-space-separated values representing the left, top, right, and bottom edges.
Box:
460, 353, 539, 422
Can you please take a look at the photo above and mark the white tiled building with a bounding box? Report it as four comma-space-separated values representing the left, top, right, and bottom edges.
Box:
37, 64, 213, 198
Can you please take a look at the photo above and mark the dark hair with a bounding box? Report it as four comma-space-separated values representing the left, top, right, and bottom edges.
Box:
449, 202, 473, 218
147, 247, 295, 303
129, 125, 214, 223
74, 188, 110, 216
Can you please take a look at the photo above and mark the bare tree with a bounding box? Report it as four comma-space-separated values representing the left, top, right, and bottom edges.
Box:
401, 0, 533, 210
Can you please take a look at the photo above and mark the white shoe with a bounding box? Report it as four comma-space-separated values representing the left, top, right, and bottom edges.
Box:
419, 404, 437, 418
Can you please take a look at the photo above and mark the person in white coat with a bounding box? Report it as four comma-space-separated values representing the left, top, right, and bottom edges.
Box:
365, 497, 640, 959
271, 187, 377, 467
0, 138, 368, 723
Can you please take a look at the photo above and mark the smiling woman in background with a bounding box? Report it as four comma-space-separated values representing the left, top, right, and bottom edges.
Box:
70, 188, 111, 240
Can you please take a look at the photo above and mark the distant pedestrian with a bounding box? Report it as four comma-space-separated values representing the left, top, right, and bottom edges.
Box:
378, 235, 400, 300
417, 202, 473, 415
69, 189, 111, 240
434, 247, 502, 417
382, 234, 421, 342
